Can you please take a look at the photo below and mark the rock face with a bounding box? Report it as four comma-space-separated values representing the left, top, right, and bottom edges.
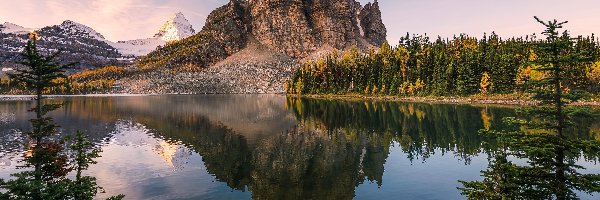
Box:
359, 0, 387, 46
130, 0, 387, 94
249, 0, 386, 58
247, 0, 387, 58
249, 0, 387, 58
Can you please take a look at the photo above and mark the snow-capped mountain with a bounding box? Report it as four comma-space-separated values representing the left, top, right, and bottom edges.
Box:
1, 20, 132, 72
155, 12, 195, 42
56, 20, 106, 40
0, 22, 33, 35
0, 12, 194, 71
111, 12, 196, 56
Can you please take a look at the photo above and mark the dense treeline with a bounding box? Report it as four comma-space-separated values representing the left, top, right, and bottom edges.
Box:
287, 33, 600, 96
53, 65, 127, 94
0, 66, 127, 94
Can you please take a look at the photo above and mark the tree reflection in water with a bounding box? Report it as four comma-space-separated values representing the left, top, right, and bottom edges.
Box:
0, 95, 597, 199
130, 96, 520, 199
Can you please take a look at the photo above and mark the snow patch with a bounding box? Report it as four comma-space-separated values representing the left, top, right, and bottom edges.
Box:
109, 38, 166, 57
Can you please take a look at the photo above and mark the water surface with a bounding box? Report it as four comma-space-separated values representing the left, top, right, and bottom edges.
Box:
0, 95, 598, 199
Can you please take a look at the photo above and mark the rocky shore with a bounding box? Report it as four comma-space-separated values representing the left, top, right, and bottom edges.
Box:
298, 94, 600, 107
116, 38, 297, 94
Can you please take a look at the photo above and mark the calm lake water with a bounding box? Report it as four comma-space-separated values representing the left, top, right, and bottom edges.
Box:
0, 95, 598, 199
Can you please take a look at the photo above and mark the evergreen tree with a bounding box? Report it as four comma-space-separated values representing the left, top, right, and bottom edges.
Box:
287, 22, 599, 97
459, 17, 600, 200
0, 38, 124, 200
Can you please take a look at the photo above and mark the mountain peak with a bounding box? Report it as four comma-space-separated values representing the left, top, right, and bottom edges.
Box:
1, 22, 34, 35
58, 20, 105, 40
154, 12, 195, 42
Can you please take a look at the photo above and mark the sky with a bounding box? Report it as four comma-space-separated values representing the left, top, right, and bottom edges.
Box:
1, 0, 600, 43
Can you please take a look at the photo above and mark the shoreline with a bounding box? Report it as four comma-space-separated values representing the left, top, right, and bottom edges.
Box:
0, 93, 287, 101
294, 94, 600, 107
1, 93, 599, 106
0, 94, 157, 101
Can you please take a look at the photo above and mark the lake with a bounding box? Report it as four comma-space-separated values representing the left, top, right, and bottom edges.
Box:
0, 95, 598, 199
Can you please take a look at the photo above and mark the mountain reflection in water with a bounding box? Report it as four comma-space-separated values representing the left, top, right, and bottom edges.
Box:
0, 95, 597, 199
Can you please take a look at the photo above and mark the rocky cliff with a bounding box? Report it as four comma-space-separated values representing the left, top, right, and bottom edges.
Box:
249, 0, 386, 58
130, 0, 387, 94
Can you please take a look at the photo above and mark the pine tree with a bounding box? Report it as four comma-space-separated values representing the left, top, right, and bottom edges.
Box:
286, 25, 597, 97
459, 17, 600, 200
0, 39, 124, 200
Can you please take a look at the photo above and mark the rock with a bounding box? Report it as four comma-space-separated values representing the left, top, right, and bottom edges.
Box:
359, 0, 387, 46
247, 0, 387, 58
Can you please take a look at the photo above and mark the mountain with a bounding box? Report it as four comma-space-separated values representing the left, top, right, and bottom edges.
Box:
110, 12, 196, 56
155, 12, 196, 42
0, 20, 133, 72
0, 13, 195, 73
138, 0, 386, 69
121, 0, 387, 94
54, 20, 107, 40
0, 22, 33, 35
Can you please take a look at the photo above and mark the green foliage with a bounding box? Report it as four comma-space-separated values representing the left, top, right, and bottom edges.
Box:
0, 39, 124, 200
69, 131, 103, 200
288, 31, 600, 97
459, 17, 600, 200
9, 40, 68, 96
